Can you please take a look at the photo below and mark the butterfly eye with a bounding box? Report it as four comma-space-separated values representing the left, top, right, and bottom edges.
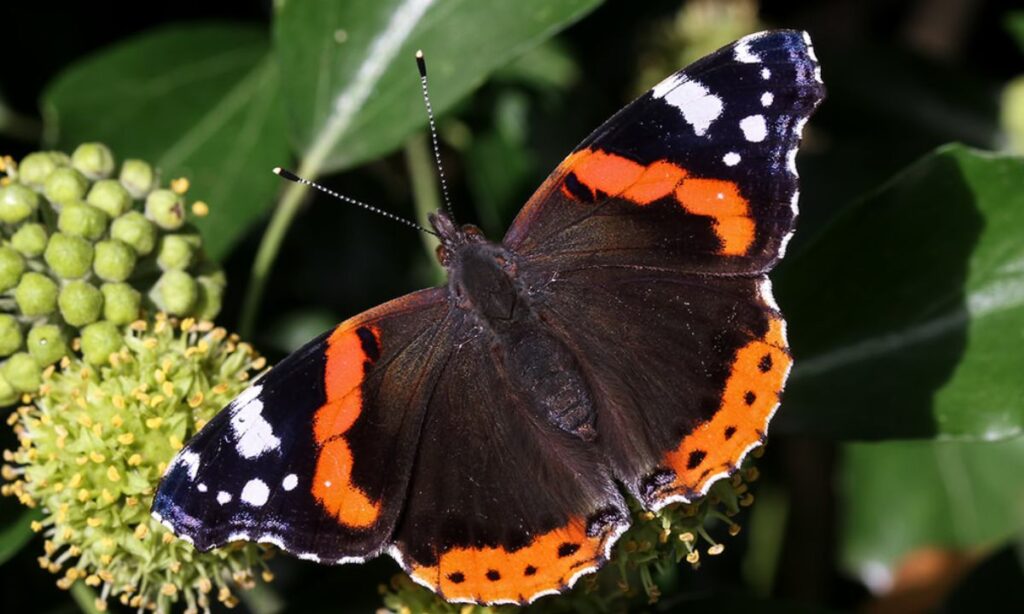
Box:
435, 244, 451, 266
462, 224, 485, 242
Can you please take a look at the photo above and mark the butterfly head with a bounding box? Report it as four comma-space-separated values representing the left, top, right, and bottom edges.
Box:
429, 210, 520, 321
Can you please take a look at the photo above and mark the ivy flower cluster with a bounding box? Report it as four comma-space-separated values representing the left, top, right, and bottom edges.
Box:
0, 146, 224, 403
3, 314, 272, 612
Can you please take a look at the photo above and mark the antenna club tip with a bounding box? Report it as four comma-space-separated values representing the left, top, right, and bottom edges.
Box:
272, 167, 301, 183
415, 50, 427, 77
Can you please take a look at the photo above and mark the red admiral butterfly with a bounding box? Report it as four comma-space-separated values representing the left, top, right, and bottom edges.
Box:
153, 30, 824, 605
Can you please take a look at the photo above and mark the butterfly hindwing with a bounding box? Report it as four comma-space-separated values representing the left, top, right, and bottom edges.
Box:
528, 266, 788, 508
389, 325, 630, 605
504, 30, 824, 274
153, 288, 455, 561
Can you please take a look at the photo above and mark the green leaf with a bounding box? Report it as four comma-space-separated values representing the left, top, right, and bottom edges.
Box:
841, 438, 1024, 582
43, 24, 290, 261
274, 0, 602, 174
0, 508, 40, 566
1007, 11, 1024, 53
776, 145, 1024, 440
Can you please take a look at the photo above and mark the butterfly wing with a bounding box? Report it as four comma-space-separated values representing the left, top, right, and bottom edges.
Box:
530, 267, 788, 508
504, 30, 824, 274
153, 288, 456, 561
388, 327, 630, 605
505, 31, 822, 507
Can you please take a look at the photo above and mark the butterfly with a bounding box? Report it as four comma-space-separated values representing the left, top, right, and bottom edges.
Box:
153, 30, 824, 606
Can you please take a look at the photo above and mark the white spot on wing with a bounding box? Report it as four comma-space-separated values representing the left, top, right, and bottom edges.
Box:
229, 385, 281, 459
174, 450, 200, 480
734, 38, 761, 63
761, 92, 774, 106
241, 479, 270, 507
197, 483, 208, 493
739, 115, 768, 142
652, 78, 723, 136
217, 491, 232, 505
761, 67, 771, 79
282, 474, 298, 491
723, 152, 741, 166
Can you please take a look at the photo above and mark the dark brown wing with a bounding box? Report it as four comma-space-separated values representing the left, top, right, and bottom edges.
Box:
154, 288, 456, 562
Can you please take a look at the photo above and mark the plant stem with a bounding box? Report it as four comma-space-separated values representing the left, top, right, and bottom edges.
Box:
69, 582, 103, 614
238, 158, 318, 340
403, 132, 444, 278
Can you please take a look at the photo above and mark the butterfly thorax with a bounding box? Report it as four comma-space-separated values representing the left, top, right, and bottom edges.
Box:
430, 210, 598, 441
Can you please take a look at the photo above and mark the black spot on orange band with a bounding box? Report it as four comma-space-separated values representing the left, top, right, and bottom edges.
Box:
448, 571, 465, 584
686, 450, 707, 470
355, 326, 380, 361
486, 569, 501, 582
744, 391, 756, 405
557, 542, 581, 558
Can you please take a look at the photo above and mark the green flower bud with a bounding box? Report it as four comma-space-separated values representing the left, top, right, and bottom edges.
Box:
119, 158, 155, 198
70, 142, 115, 179
11, 223, 48, 257
26, 324, 68, 366
100, 283, 141, 325
0, 183, 40, 223
0, 371, 17, 407
156, 234, 195, 271
80, 321, 123, 365
0, 314, 23, 357
43, 167, 89, 205
0, 246, 26, 292
14, 272, 58, 316
2, 352, 41, 393
57, 202, 109, 240
86, 179, 132, 218
110, 211, 157, 256
16, 152, 60, 186
153, 270, 197, 316
144, 189, 186, 230
93, 239, 137, 282
44, 233, 94, 279
58, 280, 103, 327
194, 276, 224, 321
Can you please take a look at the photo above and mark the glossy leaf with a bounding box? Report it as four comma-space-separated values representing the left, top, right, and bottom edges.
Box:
776, 144, 1024, 440
273, 0, 602, 174
841, 438, 1024, 580
43, 24, 289, 261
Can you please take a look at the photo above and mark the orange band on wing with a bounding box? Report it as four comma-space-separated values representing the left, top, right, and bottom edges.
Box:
311, 324, 382, 528
562, 148, 755, 255
655, 317, 789, 501
408, 517, 615, 604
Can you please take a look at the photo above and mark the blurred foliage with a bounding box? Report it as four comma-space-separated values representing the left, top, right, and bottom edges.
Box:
1, 0, 1024, 612
777, 145, 1024, 441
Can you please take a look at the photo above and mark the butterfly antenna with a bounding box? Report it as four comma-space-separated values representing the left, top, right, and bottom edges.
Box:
273, 167, 439, 236
415, 50, 456, 221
